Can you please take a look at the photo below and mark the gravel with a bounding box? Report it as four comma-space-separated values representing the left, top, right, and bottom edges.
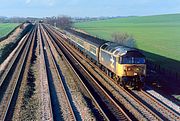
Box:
47, 33, 96, 120
146, 89, 180, 114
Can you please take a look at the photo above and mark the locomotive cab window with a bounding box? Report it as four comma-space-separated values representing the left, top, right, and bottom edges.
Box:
134, 57, 145, 64
120, 57, 145, 64
119, 51, 145, 64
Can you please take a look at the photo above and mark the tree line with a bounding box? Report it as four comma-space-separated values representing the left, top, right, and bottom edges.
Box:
43, 16, 73, 29
0, 15, 135, 47
0, 17, 39, 23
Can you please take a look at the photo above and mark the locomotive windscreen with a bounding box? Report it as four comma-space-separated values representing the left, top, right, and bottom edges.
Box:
120, 51, 145, 64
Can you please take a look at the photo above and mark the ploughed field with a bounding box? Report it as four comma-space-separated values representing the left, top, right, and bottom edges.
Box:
0, 23, 19, 37
74, 14, 180, 72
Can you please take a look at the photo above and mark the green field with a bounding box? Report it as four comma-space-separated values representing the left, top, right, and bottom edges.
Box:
0, 23, 19, 37
74, 14, 180, 71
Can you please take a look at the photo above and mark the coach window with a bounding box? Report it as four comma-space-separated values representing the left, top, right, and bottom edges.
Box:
90, 46, 96, 54
78, 40, 84, 46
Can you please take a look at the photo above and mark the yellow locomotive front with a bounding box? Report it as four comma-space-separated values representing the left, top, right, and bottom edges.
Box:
118, 55, 146, 89
100, 42, 146, 89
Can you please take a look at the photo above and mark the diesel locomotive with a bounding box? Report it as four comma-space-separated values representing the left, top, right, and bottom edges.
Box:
63, 29, 146, 89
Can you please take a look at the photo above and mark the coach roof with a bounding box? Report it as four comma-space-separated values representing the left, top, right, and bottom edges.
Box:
67, 29, 107, 47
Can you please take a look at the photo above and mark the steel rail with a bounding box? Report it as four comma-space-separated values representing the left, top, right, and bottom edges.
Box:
38, 24, 54, 120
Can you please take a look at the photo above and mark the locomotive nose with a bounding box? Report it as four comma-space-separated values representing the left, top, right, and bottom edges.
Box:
124, 65, 145, 76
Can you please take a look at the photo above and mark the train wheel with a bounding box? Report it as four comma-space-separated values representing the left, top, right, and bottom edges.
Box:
134, 78, 140, 90
138, 82, 144, 90
108, 71, 112, 78
121, 79, 126, 88
113, 74, 117, 81
106, 69, 109, 75
117, 77, 121, 85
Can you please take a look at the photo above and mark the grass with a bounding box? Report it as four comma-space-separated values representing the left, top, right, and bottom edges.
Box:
0, 23, 19, 64
74, 14, 180, 71
0, 23, 19, 37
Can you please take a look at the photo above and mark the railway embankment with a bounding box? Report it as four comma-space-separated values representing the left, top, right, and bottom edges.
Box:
0, 23, 33, 64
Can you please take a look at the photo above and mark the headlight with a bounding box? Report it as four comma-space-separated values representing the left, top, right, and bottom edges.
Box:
123, 66, 126, 70
127, 67, 131, 71
136, 68, 140, 71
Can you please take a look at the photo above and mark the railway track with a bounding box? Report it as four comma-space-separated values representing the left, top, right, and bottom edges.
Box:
56, 27, 180, 120
71, 26, 180, 120
42, 25, 110, 120
43, 24, 133, 121
40, 24, 76, 120
132, 90, 180, 120
38, 25, 54, 120
0, 31, 30, 87
46, 25, 175, 120
64, 28, 179, 120
0, 26, 35, 121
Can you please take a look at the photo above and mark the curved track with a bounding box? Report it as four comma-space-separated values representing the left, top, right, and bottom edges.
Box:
132, 90, 180, 120
43, 24, 133, 121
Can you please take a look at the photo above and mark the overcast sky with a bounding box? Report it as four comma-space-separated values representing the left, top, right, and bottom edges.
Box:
0, 0, 180, 17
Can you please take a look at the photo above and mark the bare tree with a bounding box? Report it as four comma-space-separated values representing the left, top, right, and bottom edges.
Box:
111, 32, 135, 47
45, 16, 73, 29
57, 16, 73, 29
